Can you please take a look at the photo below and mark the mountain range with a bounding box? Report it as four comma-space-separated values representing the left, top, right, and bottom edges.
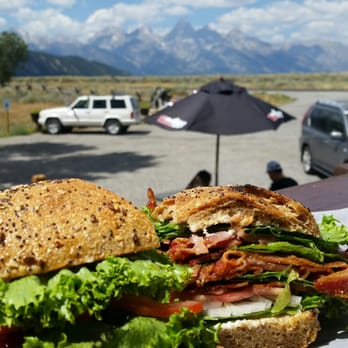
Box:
16, 51, 129, 76
20, 19, 348, 76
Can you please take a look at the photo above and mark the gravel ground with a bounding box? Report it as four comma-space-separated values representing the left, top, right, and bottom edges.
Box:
1, 90, 348, 207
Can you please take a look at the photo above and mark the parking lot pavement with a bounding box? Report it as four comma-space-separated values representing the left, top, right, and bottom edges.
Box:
1, 91, 347, 207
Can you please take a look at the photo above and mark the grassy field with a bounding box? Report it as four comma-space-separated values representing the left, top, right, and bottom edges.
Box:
0, 72, 347, 136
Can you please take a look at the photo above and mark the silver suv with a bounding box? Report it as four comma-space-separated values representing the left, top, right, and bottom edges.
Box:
300, 99, 348, 177
38, 95, 142, 135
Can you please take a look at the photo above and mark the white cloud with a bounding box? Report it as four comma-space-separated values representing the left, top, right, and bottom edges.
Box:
47, 0, 76, 7
163, 5, 189, 16
2, 0, 348, 45
84, 0, 254, 34
211, 0, 348, 43
0, 0, 31, 10
0, 17, 6, 27
85, 2, 172, 35
15, 2, 167, 43
15, 8, 83, 45
158, 0, 255, 7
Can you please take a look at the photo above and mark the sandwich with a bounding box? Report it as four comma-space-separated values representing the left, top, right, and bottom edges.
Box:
147, 184, 348, 348
0, 178, 216, 347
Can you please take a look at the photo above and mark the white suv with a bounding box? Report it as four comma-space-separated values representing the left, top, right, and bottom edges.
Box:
38, 95, 142, 135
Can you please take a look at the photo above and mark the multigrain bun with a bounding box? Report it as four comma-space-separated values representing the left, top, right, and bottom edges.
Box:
152, 184, 320, 236
0, 178, 159, 280
218, 310, 320, 348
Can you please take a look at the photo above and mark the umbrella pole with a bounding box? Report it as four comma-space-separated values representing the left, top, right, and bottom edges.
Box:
215, 134, 220, 185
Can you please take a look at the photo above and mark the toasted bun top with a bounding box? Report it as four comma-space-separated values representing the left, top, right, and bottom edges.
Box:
152, 185, 320, 237
0, 178, 159, 280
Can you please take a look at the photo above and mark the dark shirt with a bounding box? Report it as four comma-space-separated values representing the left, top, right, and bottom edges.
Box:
270, 177, 298, 191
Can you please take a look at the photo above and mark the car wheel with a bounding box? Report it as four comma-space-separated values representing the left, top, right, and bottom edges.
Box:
301, 146, 314, 174
46, 119, 63, 135
105, 120, 122, 135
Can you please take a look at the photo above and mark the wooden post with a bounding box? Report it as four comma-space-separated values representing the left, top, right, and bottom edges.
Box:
5, 109, 9, 134
3, 99, 10, 135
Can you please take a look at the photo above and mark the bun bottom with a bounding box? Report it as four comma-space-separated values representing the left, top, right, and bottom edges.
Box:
218, 310, 320, 348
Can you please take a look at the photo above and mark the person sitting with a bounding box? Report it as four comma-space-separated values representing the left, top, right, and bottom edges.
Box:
266, 160, 298, 191
186, 170, 212, 189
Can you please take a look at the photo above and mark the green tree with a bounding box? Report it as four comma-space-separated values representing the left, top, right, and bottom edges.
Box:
0, 31, 28, 86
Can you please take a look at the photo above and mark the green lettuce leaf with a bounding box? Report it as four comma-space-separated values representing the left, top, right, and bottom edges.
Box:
246, 226, 340, 253
23, 310, 218, 348
238, 241, 330, 263
0, 256, 191, 330
143, 207, 187, 242
319, 215, 348, 244
271, 269, 299, 313
234, 268, 292, 283
242, 226, 347, 262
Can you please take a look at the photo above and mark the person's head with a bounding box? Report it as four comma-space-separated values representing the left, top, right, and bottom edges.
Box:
266, 160, 283, 181
186, 170, 212, 188
197, 170, 212, 186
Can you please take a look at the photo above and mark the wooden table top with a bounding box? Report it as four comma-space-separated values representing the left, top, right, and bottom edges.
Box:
278, 173, 348, 212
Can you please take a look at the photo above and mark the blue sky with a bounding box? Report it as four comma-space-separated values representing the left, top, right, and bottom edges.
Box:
0, 0, 347, 45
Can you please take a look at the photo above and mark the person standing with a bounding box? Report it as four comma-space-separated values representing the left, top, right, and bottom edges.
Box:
266, 160, 298, 191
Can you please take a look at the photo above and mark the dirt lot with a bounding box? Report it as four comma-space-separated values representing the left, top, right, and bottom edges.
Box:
1, 90, 347, 207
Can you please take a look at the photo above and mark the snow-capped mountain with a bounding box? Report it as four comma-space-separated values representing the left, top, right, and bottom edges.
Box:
26, 19, 348, 76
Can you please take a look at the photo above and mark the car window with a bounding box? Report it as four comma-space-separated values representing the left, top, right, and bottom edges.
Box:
110, 99, 126, 109
310, 107, 328, 133
310, 106, 346, 136
73, 100, 89, 109
328, 111, 345, 134
93, 99, 107, 109
130, 98, 139, 109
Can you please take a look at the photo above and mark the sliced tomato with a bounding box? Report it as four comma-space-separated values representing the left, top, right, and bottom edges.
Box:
0, 326, 24, 348
0, 326, 23, 335
112, 294, 203, 318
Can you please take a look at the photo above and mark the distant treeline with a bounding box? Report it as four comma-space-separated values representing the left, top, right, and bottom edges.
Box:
16, 51, 130, 77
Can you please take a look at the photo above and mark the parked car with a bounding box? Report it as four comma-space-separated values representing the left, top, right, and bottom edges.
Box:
38, 95, 142, 135
300, 99, 348, 177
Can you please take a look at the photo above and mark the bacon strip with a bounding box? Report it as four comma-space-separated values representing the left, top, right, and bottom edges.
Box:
204, 231, 236, 249
146, 187, 157, 212
167, 231, 348, 286
315, 268, 348, 299
168, 231, 238, 262
189, 250, 348, 286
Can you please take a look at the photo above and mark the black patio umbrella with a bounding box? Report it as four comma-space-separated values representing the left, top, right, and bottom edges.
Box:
145, 78, 295, 185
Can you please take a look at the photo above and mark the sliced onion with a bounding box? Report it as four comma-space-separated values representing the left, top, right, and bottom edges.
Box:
204, 294, 302, 318
204, 295, 272, 317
